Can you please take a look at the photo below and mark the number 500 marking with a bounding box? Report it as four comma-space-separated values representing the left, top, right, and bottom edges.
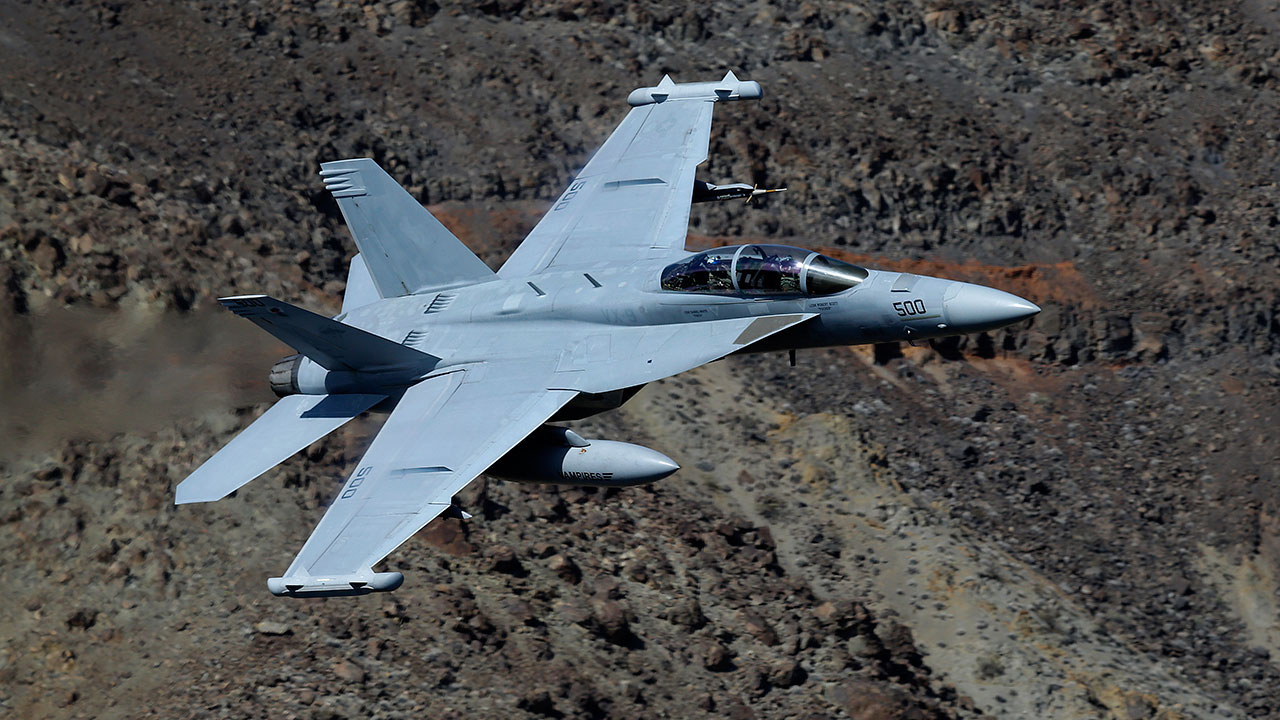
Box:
341, 465, 373, 499
894, 299, 927, 317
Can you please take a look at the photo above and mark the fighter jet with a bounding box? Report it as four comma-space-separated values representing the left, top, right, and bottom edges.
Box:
176, 73, 1039, 597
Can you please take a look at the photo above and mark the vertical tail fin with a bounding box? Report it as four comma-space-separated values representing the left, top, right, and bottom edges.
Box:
341, 253, 380, 313
320, 159, 495, 296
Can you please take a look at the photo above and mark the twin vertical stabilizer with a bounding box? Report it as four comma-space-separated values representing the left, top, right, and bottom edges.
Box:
320, 158, 495, 297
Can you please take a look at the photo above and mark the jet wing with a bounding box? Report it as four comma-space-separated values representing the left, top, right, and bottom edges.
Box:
499, 73, 762, 277
267, 364, 576, 597
552, 312, 818, 394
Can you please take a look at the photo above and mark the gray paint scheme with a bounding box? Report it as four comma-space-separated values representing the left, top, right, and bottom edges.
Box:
176, 73, 1040, 597
340, 253, 379, 314
175, 393, 386, 505
322, 158, 495, 295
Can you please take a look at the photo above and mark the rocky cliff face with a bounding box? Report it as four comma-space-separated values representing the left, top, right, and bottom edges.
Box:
2, 1, 1279, 718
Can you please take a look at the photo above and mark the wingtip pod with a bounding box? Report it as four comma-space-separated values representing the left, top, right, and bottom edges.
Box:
267, 571, 404, 598
627, 73, 762, 106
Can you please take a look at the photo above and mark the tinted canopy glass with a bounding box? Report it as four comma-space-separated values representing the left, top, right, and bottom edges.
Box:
661, 245, 867, 297
805, 254, 869, 295
734, 245, 804, 294
659, 246, 737, 294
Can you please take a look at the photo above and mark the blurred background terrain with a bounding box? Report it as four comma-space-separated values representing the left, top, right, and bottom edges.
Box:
2, 1, 1279, 718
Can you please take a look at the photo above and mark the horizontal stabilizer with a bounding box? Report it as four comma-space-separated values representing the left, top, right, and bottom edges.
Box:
220, 294, 438, 373
176, 393, 386, 505
320, 158, 496, 296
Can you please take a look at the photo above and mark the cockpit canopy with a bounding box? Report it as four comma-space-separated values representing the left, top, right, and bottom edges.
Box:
660, 245, 869, 297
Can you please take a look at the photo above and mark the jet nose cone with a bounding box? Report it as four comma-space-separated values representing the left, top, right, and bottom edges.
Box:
944, 283, 1041, 333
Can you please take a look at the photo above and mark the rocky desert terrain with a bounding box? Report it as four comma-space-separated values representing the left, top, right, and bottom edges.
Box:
2, 1, 1279, 718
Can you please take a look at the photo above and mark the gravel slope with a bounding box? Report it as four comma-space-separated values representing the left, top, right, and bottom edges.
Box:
2, 1, 1279, 718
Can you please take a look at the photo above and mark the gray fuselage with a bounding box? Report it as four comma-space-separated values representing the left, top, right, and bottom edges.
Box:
290, 247, 1039, 403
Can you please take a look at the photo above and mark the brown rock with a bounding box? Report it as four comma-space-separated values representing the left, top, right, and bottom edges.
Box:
769, 659, 804, 688
80, 170, 110, 197
814, 600, 841, 623
436, 586, 479, 620
724, 695, 756, 720
924, 8, 963, 33
332, 659, 365, 684
420, 517, 475, 556
502, 596, 537, 625
483, 544, 524, 575
752, 526, 775, 550
740, 609, 779, 646
65, 609, 98, 630
383, 598, 407, 620
878, 622, 923, 666
526, 494, 565, 520
69, 234, 95, 255
548, 553, 581, 584
253, 620, 292, 636
591, 574, 622, 599
516, 689, 557, 715
591, 598, 631, 642
700, 640, 732, 671
556, 599, 592, 626
665, 597, 707, 630
826, 680, 918, 720
582, 509, 609, 527
455, 476, 487, 507
30, 237, 64, 275
743, 667, 770, 698
847, 634, 876, 657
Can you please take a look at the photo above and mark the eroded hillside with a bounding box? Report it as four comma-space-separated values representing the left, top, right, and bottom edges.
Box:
2, 1, 1279, 718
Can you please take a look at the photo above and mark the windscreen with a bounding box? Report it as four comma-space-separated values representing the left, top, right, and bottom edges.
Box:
805, 254, 869, 295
